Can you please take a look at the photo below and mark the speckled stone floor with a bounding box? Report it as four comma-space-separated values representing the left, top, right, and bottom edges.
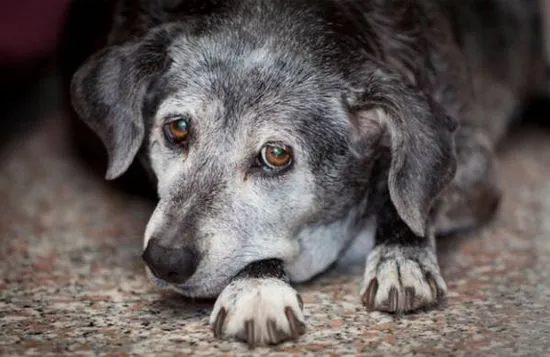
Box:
1, 109, 550, 356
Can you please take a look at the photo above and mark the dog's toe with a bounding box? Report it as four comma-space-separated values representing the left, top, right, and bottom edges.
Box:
360, 245, 447, 313
209, 278, 305, 347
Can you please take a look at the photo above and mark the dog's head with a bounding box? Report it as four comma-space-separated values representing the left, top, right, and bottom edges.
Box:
71, 23, 456, 297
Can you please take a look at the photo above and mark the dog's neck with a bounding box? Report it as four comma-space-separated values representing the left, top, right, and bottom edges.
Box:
285, 199, 374, 282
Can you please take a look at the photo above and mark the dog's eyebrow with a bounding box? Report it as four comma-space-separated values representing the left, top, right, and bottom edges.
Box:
152, 90, 202, 119
143, 77, 178, 121
161, 113, 192, 122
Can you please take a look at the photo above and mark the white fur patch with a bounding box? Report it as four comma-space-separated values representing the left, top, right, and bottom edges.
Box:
209, 278, 305, 346
286, 205, 373, 282
360, 245, 447, 312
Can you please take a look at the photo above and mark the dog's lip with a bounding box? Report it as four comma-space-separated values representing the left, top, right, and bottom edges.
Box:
145, 253, 293, 298
145, 268, 170, 288
145, 266, 233, 298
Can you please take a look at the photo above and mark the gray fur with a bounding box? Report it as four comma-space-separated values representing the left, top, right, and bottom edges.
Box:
70, 0, 548, 346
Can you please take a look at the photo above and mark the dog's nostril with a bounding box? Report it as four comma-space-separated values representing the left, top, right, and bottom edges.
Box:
142, 238, 198, 284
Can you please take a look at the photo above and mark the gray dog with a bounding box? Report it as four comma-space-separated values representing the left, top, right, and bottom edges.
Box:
70, 0, 548, 346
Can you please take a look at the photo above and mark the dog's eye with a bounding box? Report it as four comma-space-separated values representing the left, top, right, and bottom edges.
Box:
260, 144, 293, 171
163, 117, 190, 145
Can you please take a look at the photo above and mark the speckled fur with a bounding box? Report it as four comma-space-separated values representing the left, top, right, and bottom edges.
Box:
70, 0, 549, 347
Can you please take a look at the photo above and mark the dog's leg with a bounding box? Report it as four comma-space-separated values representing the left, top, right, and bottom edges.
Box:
360, 194, 447, 313
209, 259, 305, 347
433, 127, 502, 236
360, 125, 502, 312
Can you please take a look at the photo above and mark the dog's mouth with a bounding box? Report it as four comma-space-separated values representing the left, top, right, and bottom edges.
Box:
146, 269, 170, 289
144, 262, 241, 298
144, 254, 295, 298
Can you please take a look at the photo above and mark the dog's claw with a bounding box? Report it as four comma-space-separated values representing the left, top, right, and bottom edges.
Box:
213, 307, 226, 338
405, 287, 415, 311
362, 278, 378, 310
296, 293, 304, 310
244, 320, 255, 348
267, 319, 279, 344
284, 306, 304, 340
268, 318, 290, 344
426, 272, 441, 300
388, 286, 399, 312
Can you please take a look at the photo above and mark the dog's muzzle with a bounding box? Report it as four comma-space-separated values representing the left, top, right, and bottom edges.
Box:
142, 238, 198, 284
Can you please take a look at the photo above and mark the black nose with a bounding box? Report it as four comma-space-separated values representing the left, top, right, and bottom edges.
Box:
142, 238, 198, 284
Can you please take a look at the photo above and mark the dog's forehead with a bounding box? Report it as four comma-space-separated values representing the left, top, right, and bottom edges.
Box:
160, 35, 339, 113
152, 49, 342, 139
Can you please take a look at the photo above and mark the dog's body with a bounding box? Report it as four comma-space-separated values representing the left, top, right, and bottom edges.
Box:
70, 0, 548, 346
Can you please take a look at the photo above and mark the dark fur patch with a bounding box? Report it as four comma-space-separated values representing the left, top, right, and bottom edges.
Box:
235, 259, 289, 282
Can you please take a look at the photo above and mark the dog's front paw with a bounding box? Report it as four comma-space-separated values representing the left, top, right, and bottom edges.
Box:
360, 245, 447, 313
209, 278, 305, 347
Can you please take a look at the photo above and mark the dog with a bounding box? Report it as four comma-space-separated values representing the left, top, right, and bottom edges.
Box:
69, 0, 549, 347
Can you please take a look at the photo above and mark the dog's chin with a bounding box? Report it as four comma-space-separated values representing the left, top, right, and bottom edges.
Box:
145, 267, 232, 299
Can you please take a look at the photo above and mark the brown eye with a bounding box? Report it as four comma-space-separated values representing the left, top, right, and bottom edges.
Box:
260, 144, 293, 171
163, 118, 190, 145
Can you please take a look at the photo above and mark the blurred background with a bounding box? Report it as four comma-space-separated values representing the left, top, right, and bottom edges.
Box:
0, 0, 155, 198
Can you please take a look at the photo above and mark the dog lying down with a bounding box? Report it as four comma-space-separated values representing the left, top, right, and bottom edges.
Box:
70, 0, 549, 347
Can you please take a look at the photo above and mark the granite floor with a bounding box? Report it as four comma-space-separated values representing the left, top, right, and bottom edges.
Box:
1, 105, 550, 356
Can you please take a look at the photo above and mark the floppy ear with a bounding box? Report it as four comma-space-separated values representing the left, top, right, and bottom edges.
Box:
347, 69, 458, 237
70, 28, 174, 180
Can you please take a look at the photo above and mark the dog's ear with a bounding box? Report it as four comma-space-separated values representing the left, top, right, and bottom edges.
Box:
347, 69, 458, 237
70, 28, 174, 180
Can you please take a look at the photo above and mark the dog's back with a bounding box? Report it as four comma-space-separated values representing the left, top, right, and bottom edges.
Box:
442, 0, 548, 140
108, 0, 547, 114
